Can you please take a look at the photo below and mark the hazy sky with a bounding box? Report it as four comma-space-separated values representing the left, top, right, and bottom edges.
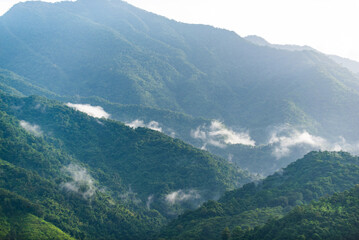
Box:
1, 0, 358, 62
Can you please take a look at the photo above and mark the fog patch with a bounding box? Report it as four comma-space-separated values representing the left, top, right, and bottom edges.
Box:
20, 120, 43, 136
191, 120, 255, 149
146, 195, 154, 209
126, 119, 162, 132
119, 186, 142, 205
33, 103, 46, 113
228, 154, 234, 163
61, 164, 97, 199
165, 189, 201, 205
66, 103, 110, 119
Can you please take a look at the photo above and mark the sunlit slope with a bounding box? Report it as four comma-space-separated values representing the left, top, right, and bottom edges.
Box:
1, 0, 359, 142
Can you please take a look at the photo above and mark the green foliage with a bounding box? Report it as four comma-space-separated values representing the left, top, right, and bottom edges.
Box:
0, 189, 75, 240
242, 185, 359, 240
159, 151, 359, 239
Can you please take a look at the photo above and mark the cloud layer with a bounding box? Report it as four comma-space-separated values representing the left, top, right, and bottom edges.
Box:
66, 103, 110, 119
191, 120, 255, 149
20, 120, 43, 136
268, 126, 359, 159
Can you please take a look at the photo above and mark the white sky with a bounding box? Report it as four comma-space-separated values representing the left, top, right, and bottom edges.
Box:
1, 0, 359, 62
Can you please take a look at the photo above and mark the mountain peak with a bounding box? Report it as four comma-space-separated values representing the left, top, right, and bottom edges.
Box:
244, 35, 271, 46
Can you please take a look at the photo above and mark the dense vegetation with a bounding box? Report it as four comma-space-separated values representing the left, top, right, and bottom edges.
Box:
1, 0, 359, 144
239, 185, 359, 240
159, 151, 359, 239
0, 93, 250, 199
0, 109, 165, 239
0, 92, 252, 239
0, 188, 75, 240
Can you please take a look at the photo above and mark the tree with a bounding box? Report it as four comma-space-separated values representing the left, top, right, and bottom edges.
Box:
221, 227, 230, 240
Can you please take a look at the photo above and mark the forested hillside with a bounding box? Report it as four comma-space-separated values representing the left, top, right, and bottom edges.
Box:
239, 185, 359, 240
0, 92, 251, 239
159, 151, 359, 239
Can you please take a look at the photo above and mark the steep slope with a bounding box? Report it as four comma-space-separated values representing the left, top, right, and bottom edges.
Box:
0, 189, 76, 240
239, 185, 359, 240
0, 68, 59, 98
158, 151, 359, 239
0, 93, 249, 200
1, 0, 359, 143
0, 92, 252, 239
0, 109, 165, 239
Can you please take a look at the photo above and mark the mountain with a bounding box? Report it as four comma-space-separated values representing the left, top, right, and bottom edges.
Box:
158, 151, 359, 239
244, 35, 315, 51
328, 55, 359, 74
0, 91, 252, 239
0, 67, 323, 176
1, 0, 359, 146
245, 35, 359, 74
239, 185, 359, 240
0, 107, 160, 239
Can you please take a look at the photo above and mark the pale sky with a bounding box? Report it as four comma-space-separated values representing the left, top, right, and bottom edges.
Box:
1, 0, 359, 62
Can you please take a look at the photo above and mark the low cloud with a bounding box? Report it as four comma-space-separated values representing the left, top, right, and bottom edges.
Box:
66, 103, 110, 119
61, 164, 97, 199
119, 186, 142, 205
191, 120, 255, 149
165, 189, 201, 205
268, 126, 359, 159
126, 119, 162, 132
228, 154, 234, 163
19, 120, 43, 136
146, 195, 154, 209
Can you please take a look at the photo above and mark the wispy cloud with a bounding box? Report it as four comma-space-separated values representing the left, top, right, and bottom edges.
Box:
19, 120, 43, 136
191, 120, 255, 149
146, 195, 154, 209
61, 164, 97, 199
165, 189, 201, 205
126, 119, 162, 132
66, 103, 110, 119
119, 186, 142, 204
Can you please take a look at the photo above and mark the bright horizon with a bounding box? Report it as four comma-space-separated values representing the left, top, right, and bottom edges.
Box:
1, 0, 359, 62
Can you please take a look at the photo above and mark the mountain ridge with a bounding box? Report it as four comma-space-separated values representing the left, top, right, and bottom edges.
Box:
2, 0, 359, 145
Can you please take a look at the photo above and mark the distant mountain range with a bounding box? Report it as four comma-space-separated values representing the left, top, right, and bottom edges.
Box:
245, 35, 359, 74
